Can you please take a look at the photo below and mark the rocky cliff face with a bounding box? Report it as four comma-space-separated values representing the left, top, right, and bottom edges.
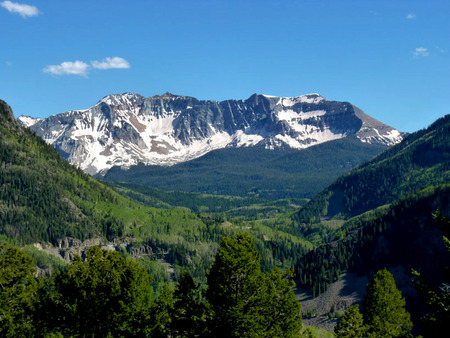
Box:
18, 92, 403, 175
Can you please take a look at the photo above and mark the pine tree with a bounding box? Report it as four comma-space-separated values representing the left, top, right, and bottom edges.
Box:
363, 268, 412, 337
261, 268, 302, 337
334, 304, 365, 338
206, 233, 265, 337
206, 233, 302, 337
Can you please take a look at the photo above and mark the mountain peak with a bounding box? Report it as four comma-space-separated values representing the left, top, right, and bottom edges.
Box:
99, 93, 144, 106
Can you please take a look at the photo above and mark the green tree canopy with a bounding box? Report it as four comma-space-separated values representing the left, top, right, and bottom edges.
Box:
206, 233, 302, 337
45, 246, 154, 336
0, 245, 37, 337
334, 304, 365, 338
412, 210, 450, 336
363, 268, 412, 337
170, 271, 209, 337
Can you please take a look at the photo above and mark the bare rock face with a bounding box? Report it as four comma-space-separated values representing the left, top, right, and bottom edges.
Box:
128, 245, 153, 258
18, 93, 404, 175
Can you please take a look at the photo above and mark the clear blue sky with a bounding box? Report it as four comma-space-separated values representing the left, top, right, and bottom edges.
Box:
1, 0, 449, 132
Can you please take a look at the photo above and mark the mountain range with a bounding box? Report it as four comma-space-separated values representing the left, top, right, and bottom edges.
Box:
18, 92, 404, 175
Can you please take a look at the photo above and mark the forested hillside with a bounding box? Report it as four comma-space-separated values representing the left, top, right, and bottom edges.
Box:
102, 136, 387, 199
0, 100, 118, 243
0, 99, 202, 245
296, 184, 450, 296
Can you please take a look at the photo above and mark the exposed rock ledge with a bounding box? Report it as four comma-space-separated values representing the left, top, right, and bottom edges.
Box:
33, 236, 153, 264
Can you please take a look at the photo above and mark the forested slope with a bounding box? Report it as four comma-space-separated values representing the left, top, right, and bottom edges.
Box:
102, 136, 387, 199
293, 114, 450, 223
296, 184, 450, 296
0, 100, 124, 243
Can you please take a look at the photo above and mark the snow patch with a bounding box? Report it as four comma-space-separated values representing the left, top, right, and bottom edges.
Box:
18, 116, 42, 127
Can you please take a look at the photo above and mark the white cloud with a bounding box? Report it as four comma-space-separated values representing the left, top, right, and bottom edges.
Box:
414, 47, 429, 57
43, 57, 130, 76
43, 61, 90, 76
91, 57, 130, 70
406, 13, 416, 19
1, 1, 39, 18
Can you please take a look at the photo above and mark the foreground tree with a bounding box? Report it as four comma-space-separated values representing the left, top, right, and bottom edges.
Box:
334, 304, 365, 338
45, 246, 154, 336
412, 210, 450, 336
0, 245, 37, 337
261, 268, 303, 336
206, 233, 302, 337
363, 268, 412, 337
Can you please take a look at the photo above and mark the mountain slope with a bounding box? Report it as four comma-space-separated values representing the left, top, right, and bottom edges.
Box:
296, 184, 450, 294
102, 136, 387, 199
293, 114, 450, 223
19, 92, 403, 175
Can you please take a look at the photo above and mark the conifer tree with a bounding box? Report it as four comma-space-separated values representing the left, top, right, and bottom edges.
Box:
363, 268, 412, 337
412, 210, 450, 336
206, 233, 302, 337
334, 304, 365, 338
206, 233, 265, 337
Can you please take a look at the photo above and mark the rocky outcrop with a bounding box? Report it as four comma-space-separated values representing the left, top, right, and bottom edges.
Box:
128, 245, 153, 258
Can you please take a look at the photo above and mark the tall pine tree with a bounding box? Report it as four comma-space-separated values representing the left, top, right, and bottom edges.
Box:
206, 233, 302, 337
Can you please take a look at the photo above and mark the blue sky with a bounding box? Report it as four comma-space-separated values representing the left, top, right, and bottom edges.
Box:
1, 0, 449, 132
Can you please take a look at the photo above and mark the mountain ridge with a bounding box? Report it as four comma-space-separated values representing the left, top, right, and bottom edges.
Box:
18, 92, 404, 175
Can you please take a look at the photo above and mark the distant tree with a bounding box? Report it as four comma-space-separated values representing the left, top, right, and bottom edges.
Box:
363, 268, 412, 337
0, 245, 37, 337
45, 246, 154, 336
206, 233, 302, 337
334, 304, 365, 338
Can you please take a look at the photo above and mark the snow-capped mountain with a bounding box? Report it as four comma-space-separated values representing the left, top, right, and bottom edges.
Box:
18, 92, 404, 175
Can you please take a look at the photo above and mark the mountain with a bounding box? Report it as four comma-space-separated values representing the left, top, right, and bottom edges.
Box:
18, 92, 403, 175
